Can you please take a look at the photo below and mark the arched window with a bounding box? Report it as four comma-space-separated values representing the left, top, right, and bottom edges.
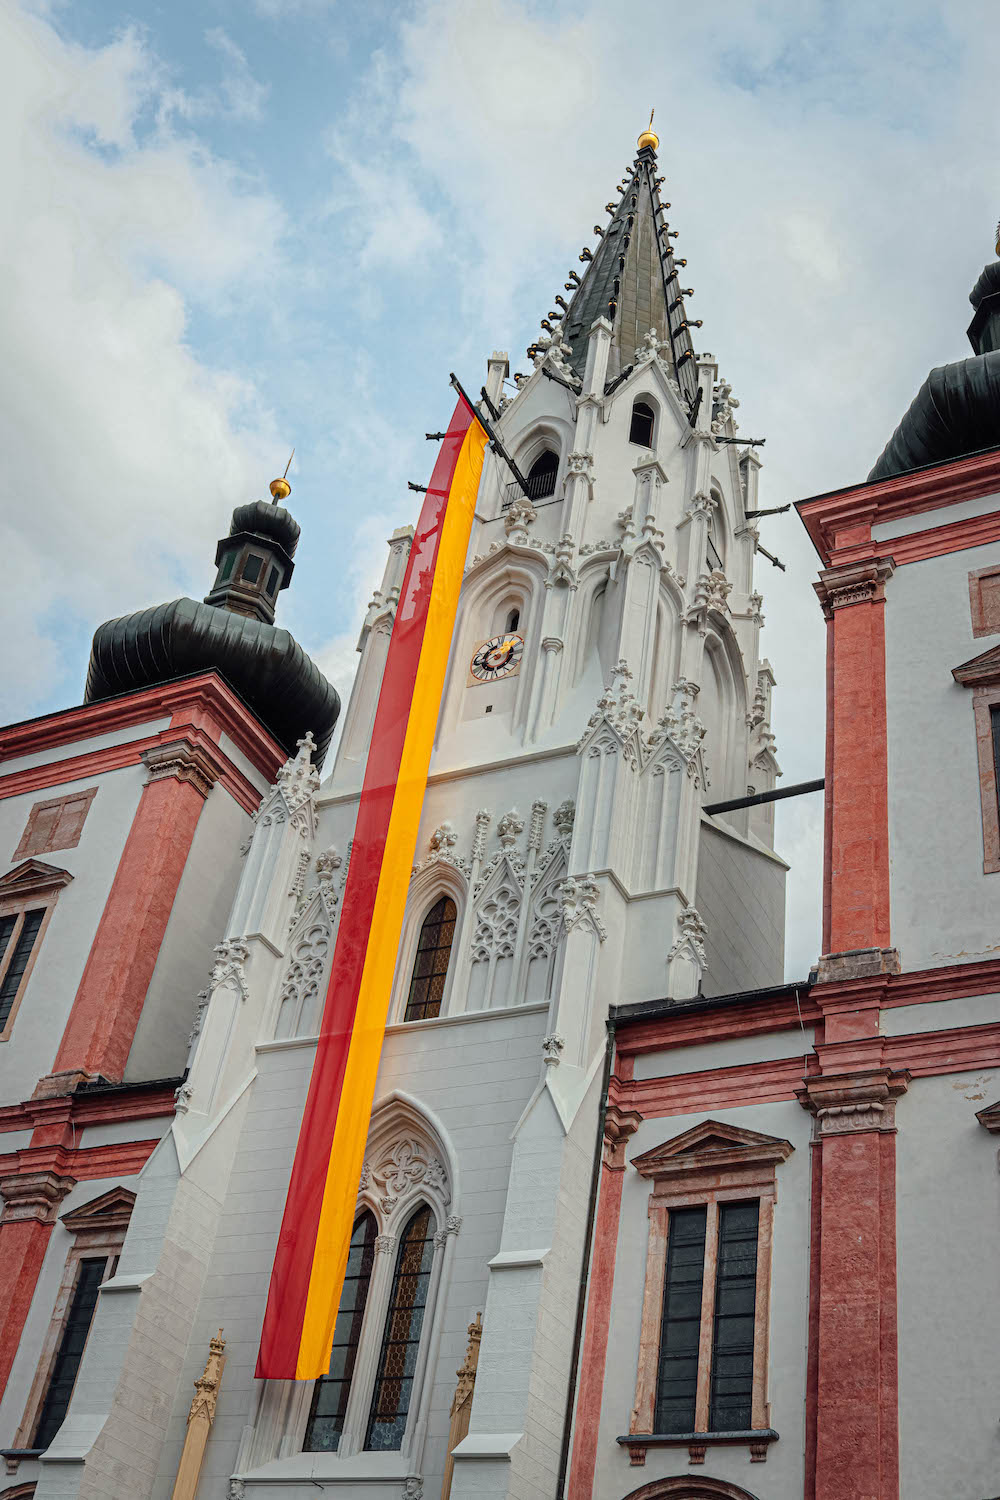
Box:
403, 897, 456, 1022
629, 400, 655, 447
505, 607, 520, 633
304, 1212, 377, 1452
525, 450, 558, 500
365, 1205, 436, 1450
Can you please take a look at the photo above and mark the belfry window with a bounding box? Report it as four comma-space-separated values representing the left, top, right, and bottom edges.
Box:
629, 400, 655, 447
242, 552, 264, 584
525, 450, 558, 500
505, 607, 520, 633
304, 1212, 377, 1452
364, 1205, 436, 1450
403, 897, 456, 1022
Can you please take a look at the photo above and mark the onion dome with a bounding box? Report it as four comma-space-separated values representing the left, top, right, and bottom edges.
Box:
84, 474, 340, 765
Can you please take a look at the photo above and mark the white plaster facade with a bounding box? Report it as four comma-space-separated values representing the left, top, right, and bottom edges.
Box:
27, 301, 788, 1500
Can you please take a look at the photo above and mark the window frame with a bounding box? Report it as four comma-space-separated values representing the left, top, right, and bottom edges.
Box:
14, 1188, 134, 1452
402, 895, 457, 1023
0, 862, 72, 1042
626, 1120, 792, 1466
629, 398, 657, 449
951, 647, 1000, 873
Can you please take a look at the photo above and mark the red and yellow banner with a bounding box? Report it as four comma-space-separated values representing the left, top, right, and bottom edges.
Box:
256, 396, 487, 1380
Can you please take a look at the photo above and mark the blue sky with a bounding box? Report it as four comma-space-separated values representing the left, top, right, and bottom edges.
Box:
3, 0, 997, 972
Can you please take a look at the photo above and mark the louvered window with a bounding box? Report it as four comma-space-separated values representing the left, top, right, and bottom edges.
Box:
364, 1205, 435, 1450
709, 1200, 759, 1431
304, 1212, 377, 1452
403, 898, 456, 1022
34, 1257, 107, 1448
654, 1207, 706, 1432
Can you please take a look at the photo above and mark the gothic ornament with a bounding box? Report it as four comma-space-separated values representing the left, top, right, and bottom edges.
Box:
366, 1137, 451, 1216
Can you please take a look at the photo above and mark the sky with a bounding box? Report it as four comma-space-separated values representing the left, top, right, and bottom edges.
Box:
2, 0, 998, 979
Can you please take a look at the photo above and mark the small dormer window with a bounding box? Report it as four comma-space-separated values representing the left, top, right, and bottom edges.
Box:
526, 451, 558, 500
629, 401, 655, 447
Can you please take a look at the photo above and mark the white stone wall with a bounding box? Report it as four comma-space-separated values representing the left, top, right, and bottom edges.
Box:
884, 539, 1000, 970
695, 819, 787, 995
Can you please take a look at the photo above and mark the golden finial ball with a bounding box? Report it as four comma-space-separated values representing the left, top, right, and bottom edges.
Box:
637, 126, 659, 151
269, 477, 291, 502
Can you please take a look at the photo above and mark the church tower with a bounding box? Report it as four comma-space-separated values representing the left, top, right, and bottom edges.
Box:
25, 122, 785, 1500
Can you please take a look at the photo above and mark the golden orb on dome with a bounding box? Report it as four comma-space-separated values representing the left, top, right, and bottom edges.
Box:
269, 476, 291, 502
637, 109, 659, 152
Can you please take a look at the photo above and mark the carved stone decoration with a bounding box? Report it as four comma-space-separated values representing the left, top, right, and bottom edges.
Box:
546, 531, 578, 590
413, 822, 470, 879
603, 1104, 643, 1169
445, 1214, 463, 1236
567, 450, 594, 479
0, 1171, 74, 1225
401, 1480, 423, 1500
797, 1069, 910, 1137
497, 810, 525, 851
188, 990, 209, 1046
552, 800, 575, 842
542, 1033, 565, 1068
648, 679, 706, 762
315, 845, 342, 884
504, 496, 537, 546
276, 921, 333, 1039
685, 569, 732, 632
712, 375, 740, 432
635, 325, 667, 368
142, 740, 219, 801
289, 848, 310, 900
375, 1234, 397, 1257
210, 939, 250, 1003
579, 660, 644, 747
531, 318, 581, 387
527, 800, 548, 853
170, 1330, 226, 1500
366, 1138, 450, 1216
274, 731, 321, 815
228, 1481, 245, 1500
557, 876, 607, 942
814, 557, 895, 617
668, 906, 708, 967
174, 1083, 195, 1115
472, 810, 491, 863
440, 1313, 482, 1500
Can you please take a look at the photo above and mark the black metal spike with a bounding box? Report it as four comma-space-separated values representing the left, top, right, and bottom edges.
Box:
424, 431, 446, 441
407, 482, 427, 493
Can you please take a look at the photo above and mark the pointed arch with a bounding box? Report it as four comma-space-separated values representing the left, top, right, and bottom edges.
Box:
629, 395, 658, 448
441, 554, 547, 741
467, 852, 523, 1011
403, 895, 457, 1022
390, 861, 467, 1024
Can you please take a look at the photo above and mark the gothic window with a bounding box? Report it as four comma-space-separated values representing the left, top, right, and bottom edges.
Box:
403, 897, 456, 1022
14, 788, 97, 860
505, 607, 520, 633
627, 1121, 792, 1465
707, 492, 725, 572
525, 450, 558, 501
629, 400, 655, 447
304, 1212, 377, 1452
365, 1205, 436, 1451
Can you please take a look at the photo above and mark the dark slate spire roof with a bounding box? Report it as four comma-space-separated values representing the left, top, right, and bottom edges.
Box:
534, 131, 700, 403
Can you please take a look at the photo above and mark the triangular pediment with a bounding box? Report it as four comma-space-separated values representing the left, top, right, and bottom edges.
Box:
60, 1186, 136, 1234
0, 858, 73, 897
953, 643, 1000, 687
632, 1118, 793, 1178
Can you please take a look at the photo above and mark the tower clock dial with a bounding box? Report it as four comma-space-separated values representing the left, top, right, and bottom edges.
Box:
467, 632, 524, 685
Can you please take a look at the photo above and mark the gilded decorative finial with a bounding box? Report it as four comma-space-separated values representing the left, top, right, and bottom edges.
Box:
637, 109, 659, 152
269, 449, 294, 503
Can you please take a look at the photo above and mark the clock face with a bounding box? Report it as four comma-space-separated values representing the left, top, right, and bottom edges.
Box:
468, 632, 524, 684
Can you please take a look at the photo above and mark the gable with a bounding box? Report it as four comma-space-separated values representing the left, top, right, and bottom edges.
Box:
61, 1186, 136, 1235
0, 859, 74, 899
632, 1118, 793, 1179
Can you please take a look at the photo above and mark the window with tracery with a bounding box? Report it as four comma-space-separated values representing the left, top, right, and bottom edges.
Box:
403, 897, 456, 1022
365, 1205, 436, 1451
304, 1212, 377, 1452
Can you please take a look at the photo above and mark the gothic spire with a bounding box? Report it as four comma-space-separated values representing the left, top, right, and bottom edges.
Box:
531, 118, 701, 402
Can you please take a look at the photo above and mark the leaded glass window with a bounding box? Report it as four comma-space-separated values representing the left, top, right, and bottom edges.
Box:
364, 1205, 435, 1450
403, 898, 456, 1022
304, 1212, 377, 1452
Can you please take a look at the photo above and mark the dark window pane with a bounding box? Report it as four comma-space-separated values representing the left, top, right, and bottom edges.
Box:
654, 1206, 706, 1434
630, 401, 655, 447
525, 450, 558, 500
219, 548, 237, 582
709, 1199, 759, 1432
304, 1212, 377, 1452
365, 1206, 435, 1450
266, 565, 280, 597
404, 898, 457, 1022
992, 706, 1000, 819
0, 915, 16, 971
34, 1257, 106, 1448
242, 553, 264, 584
505, 608, 520, 632
0, 909, 45, 1030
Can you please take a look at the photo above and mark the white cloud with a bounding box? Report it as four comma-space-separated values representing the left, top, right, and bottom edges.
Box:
205, 28, 270, 122
0, 5, 285, 717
